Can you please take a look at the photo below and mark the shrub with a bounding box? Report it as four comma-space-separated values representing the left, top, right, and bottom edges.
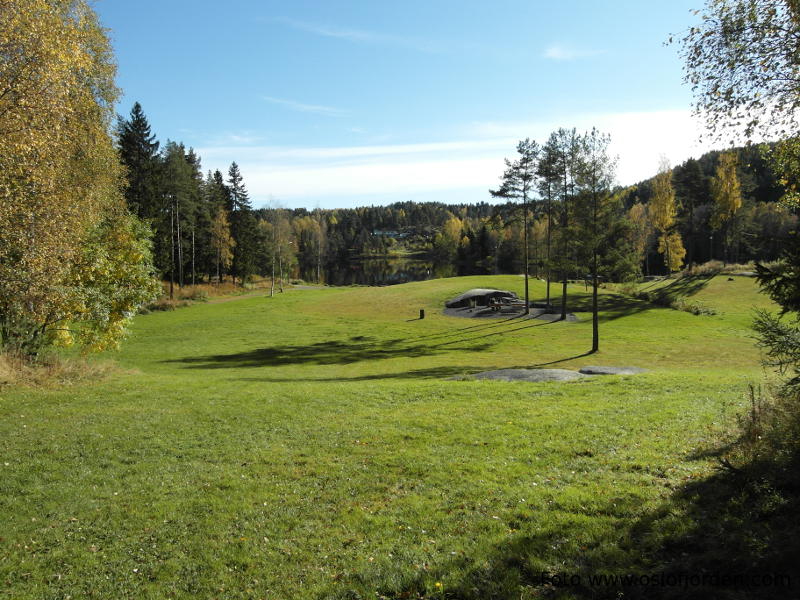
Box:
616, 282, 640, 296
688, 260, 725, 276
142, 298, 191, 313
672, 299, 718, 316
177, 287, 209, 302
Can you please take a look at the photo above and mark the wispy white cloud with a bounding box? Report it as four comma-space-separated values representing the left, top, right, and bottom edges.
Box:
200, 139, 513, 162
543, 44, 604, 61
195, 109, 735, 208
196, 139, 511, 206
262, 95, 347, 117
468, 109, 733, 185
269, 17, 442, 53
214, 133, 264, 145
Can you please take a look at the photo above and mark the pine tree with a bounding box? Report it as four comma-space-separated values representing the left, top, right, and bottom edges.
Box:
227, 161, 251, 212
537, 144, 560, 306
544, 128, 582, 320
161, 142, 197, 294
117, 102, 161, 222
490, 139, 540, 313
184, 149, 206, 285
227, 162, 257, 284
574, 128, 616, 352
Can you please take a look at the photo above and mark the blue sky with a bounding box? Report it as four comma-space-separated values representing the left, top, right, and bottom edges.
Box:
96, 0, 715, 209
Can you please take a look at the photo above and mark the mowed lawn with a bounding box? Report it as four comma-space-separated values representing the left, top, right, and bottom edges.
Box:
0, 275, 775, 599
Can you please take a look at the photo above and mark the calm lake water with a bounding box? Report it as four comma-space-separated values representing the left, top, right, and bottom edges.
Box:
303, 258, 455, 286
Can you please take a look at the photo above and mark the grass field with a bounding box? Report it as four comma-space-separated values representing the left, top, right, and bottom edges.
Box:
0, 274, 788, 599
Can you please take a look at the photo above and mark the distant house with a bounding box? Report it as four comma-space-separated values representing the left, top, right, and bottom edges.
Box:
372, 229, 409, 239
445, 288, 517, 308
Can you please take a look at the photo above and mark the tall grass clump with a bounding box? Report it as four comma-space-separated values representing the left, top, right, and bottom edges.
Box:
0, 351, 117, 387
141, 282, 251, 312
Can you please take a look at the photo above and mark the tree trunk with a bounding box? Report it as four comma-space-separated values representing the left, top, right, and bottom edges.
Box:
270, 257, 275, 297
560, 171, 570, 321
560, 222, 568, 321
278, 247, 284, 293
591, 190, 599, 353
191, 228, 195, 287
687, 200, 695, 271
316, 223, 322, 284
666, 236, 671, 274
176, 200, 183, 288
592, 255, 599, 353
709, 233, 714, 262
546, 196, 552, 307
523, 199, 530, 314
169, 203, 175, 300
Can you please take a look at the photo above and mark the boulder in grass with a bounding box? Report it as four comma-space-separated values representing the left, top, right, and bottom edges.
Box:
465, 368, 588, 382
578, 366, 647, 375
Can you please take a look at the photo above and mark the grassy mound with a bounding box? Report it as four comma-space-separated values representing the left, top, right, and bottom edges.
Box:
1, 275, 790, 599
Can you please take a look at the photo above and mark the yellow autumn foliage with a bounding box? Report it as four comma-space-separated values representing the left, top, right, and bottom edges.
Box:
649, 159, 686, 272
710, 152, 743, 230
212, 208, 236, 272
0, 0, 159, 354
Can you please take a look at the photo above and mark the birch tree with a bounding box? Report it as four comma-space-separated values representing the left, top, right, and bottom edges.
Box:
210, 208, 235, 284
650, 159, 686, 272
711, 152, 744, 261
0, 0, 158, 355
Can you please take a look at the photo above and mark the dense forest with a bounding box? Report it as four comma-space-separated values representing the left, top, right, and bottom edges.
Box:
118, 103, 796, 294
622, 145, 794, 268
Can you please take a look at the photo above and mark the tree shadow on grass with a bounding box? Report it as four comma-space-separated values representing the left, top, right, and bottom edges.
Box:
237, 365, 491, 382
345, 448, 800, 600
560, 275, 716, 324
530, 350, 596, 367
165, 314, 569, 371
165, 336, 501, 369
563, 293, 653, 323
649, 274, 715, 305
407, 314, 530, 343
236, 358, 599, 382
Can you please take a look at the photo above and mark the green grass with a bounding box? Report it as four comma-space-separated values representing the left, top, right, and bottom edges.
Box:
0, 275, 787, 599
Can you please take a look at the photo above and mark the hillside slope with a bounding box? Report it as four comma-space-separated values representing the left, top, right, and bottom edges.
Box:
0, 276, 784, 599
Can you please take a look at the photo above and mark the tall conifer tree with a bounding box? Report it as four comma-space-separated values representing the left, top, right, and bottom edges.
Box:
117, 102, 161, 221
227, 162, 258, 283
490, 139, 540, 313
